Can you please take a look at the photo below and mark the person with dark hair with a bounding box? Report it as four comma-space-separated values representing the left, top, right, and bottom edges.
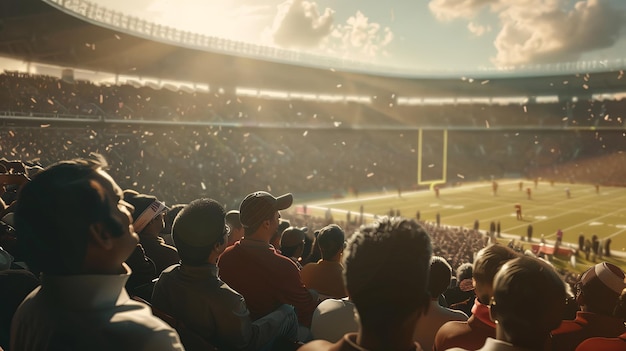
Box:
449, 256, 566, 351
444, 262, 476, 316
301, 224, 347, 299
575, 287, 626, 351
152, 198, 298, 350
434, 244, 519, 351
11, 158, 183, 351
302, 230, 322, 265
218, 191, 319, 335
161, 203, 186, 246
551, 262, 626, 350
299, 217, 433, 351
414, 256, 468, 351
280, 226, 308, 269
271, 218, 292, 253
125, 191, 180, 277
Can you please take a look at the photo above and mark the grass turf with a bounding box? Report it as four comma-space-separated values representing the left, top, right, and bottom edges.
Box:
297, 180, 626, 273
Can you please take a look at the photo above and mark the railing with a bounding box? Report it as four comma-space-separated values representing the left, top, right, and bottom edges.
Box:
44, 0, 626, 77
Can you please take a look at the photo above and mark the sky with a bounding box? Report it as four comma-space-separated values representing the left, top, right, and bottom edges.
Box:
85, 0, 626, 74
2, 0, 626, 75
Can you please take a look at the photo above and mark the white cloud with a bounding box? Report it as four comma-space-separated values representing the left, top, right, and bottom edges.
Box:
429, 0, 626, 67
265, 0, 335, 48
264, 1, 394, 60
429, 0, 497, 21
327, 11, 394, 58
467, 21, 491, 36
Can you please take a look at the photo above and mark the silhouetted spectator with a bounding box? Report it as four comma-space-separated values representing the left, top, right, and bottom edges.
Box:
11, 157, 183, 350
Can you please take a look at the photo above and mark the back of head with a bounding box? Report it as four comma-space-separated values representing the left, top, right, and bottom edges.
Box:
271, 218, 291, 245
456, 262, 473, 282
172, 198, 226, 266
14, 158, 118, 275
344, 217, 432, 325
577, 262, 626, 315
162, 204, 186, 235
473, 244, 519, 303
280, 226, 307, 258
317, 224, 345, 260
428, 256, 452, 298
491, 256, 566, 346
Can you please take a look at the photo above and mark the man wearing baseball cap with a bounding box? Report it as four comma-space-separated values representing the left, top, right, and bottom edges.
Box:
551, 261, 626, 350
218, 191, 319, 336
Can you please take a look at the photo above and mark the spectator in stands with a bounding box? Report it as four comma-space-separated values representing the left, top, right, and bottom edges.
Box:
302, 230, 322, 265
299, 217, 432, 351
225, 209, 244, 246
448, 256, 566, 351
434, 244, 519, 351
300, 224, 348, 299
551, 262, 626, 351
271, 218, 292, 253
218, 191, 319, 333
126, 191, 180, 276
152, 198, 298, 350
575, 287, 626, 351
414, 256, 468, 351
11, 157, 183, 351
161, 203, 185, 246
444, 262, 476, 316
280, 226, 308, 269
0, 244, 39, 350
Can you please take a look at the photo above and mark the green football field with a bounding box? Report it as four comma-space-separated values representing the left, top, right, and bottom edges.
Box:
297, 180, 626, 272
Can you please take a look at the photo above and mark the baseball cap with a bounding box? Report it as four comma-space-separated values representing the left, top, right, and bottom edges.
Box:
239, 191, 293, 229
125, 193, 169, 233
225, 210, 243, 230
580, 262, 626, 295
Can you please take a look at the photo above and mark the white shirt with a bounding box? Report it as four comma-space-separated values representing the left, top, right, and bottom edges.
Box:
311, 298, 359, 342
11, 266, 184, 351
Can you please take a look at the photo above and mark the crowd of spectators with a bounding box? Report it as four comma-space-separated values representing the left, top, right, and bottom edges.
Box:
2, 71, 625, 130
3, 153, 626, 350
3, 71, 626, 350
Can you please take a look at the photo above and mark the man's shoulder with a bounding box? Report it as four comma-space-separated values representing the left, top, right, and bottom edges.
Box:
13, 292, 184, 351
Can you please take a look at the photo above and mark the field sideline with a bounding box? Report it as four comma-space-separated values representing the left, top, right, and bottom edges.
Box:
294, 180, 626, 272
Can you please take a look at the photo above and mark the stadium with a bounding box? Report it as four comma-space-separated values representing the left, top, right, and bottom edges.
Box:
2, 0, 626, 349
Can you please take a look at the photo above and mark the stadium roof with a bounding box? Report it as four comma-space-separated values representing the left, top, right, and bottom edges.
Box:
1, 0, 626, 98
